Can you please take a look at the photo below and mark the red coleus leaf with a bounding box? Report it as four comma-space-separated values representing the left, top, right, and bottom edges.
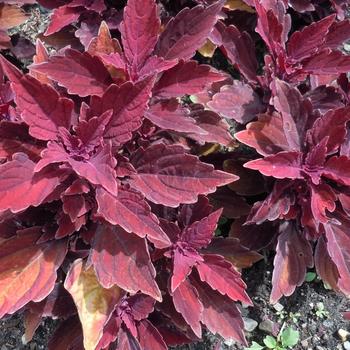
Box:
120, 0, 160, 75
91, 224, 162, 301
88, 76, 154, 145
0, 55, 73, 141
207, 81, 263, 123
35, 141, 118, 196
323, 20, 350, 49
270, 221, 313, 303
48, 316, 84, 350
235, 113, 290, 156
155, 0, 225, 60
310, 183, 336, 224
196, 254, 251, 304
246, 180, 293, 225
129, 143, 237, 207
31, 49, 113, 97
254, 0, 291, 54
307, 106, 350, 154
145, 100, 206, 135
172, 278, 203, 338
220, 24, 258, 82
302, 49, 350, 74
323, 155, 350, 186
153, 60, 225, 98
181, 209, 222, 249
0, 4, 28, 30
315, 236, 340, 292
45, 6, 82, 36
117, 327, 142, 350
95, 186, 171, 248
245, 151, 303, 179
75, 109, 113, 152
0, 227, 67, 318
127, 294, 155, 321
137, 320, 167, 350
324, 218, 350, 296
0, 153, 62, 213
287, 15, 335, 62
189, 109, 233, 146
273, 79, 310, 150
191, 276, 246, 345
171, 246, 202, 293
205, 236, 264, 268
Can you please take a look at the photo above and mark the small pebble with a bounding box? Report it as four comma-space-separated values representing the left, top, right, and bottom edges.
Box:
243, 317, 258, 332
316, 346, 325, 350
259, 319, 275, 334
344, 341, 350, 350
301, 339, 308, 348
338, 329, 350, 342
224, 338, 235, 347
322, 334, 329, 341
323, 320, 334, 328
313, 335, 321, 343
301, 323, 308, 329
273, 303, 284, 312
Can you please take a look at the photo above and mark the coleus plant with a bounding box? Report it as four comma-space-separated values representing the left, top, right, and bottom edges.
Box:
235, 79, 350, 302
0, 0, 260, 349
197, 0, 350, 305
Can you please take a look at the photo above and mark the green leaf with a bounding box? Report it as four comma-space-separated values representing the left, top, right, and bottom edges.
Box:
305, 272, 316, 282
281, 327, 299, 348
245, 341, 265, 350
263, 336, 277, 349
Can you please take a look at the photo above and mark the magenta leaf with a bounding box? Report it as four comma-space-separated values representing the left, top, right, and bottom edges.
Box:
324, 218, 350, 295
45, 6, 82, 36
287, 15, 335, 61
0, 153, 62, 213
270, 222, 313, 303
191, 276, 246, 345
0, 56, 73, 141
323, 155, 350, 186
95, 186, 171, 248
137, 320, 167, 350
181, 209, 222, 250
30, 49, 113, 97
155, 0, 225, 60
92, 224, 162, 301
196, 254, 251, 304
172, 278, 203, 338
244, 151, 303, 179
153, 60, 225, 98
129, 143, 237, 207
88, 77, 154, 145
145, 100, 206, 135
207, 82, 263, 123
120, 0, 160, 77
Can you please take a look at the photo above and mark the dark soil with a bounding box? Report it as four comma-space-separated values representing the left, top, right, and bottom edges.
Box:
0, 315, 56, 350
241, 257, 350, 350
